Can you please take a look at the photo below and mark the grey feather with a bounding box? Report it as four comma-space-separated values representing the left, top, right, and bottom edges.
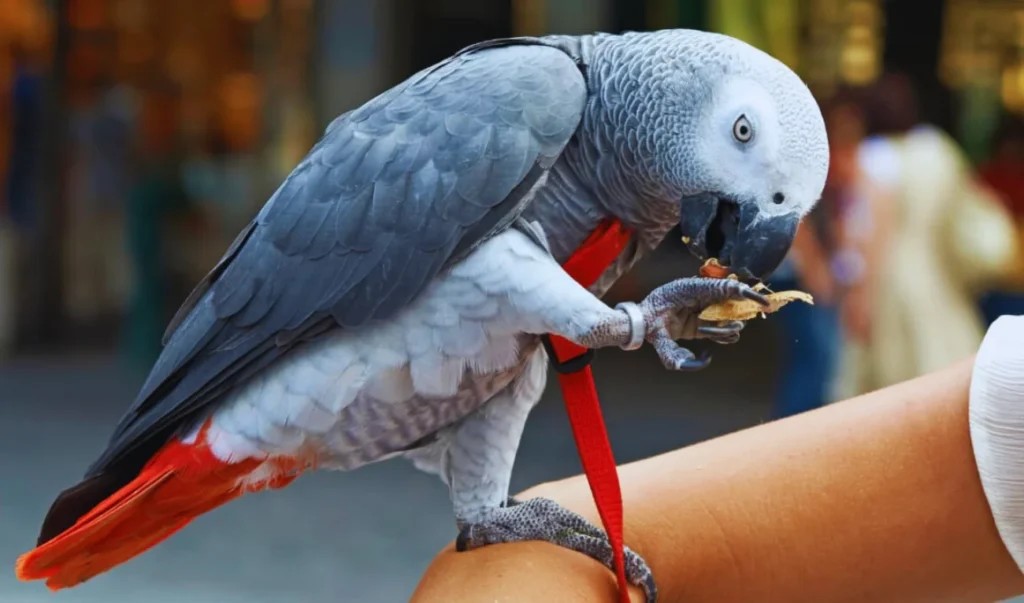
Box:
86, 38, 588, 478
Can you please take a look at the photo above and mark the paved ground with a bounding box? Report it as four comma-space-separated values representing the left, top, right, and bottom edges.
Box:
0, 320, 783, 603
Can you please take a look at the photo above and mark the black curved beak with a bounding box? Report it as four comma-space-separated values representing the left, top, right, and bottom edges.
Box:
679, 193, 801, 282
730, 204, 800, 281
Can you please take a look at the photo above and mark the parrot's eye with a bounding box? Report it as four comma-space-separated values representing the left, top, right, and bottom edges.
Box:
732, 115, 753, 143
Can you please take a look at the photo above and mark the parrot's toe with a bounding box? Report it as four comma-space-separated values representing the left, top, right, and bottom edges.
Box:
697, 319, 744, 344
650, 326, 713, 372
644, 276, 768, 316
454, 496, 658, 603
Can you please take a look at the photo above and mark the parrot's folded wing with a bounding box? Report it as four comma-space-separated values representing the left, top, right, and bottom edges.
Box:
37, 38, 588, 547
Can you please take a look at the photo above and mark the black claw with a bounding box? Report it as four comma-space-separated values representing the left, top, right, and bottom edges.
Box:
678, 350, 712, 371
741, 287, 770, 306
697, 325, 739, 337
455, 528, 470, 552
643, 572, 659, 603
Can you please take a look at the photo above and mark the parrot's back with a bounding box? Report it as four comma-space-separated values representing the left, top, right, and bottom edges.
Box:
17, 37, 591, 590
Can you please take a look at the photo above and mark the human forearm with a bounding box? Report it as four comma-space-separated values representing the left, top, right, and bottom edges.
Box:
412, 356, 1024, 602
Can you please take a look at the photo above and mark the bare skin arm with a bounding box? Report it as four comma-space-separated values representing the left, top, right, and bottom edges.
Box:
412, 355, 1024, 603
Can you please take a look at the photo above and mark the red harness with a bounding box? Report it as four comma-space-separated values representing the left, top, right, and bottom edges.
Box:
542, 218, 634, 603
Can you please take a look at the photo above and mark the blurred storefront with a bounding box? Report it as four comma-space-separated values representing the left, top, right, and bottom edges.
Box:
11, 0, 327, 357
705, 0, 1024, 148
0, 0, 53, 356
941, 0, 1024, 162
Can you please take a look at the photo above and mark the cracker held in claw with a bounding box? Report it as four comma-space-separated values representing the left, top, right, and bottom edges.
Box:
699, 289, 814, 321
697, 258, 813, 321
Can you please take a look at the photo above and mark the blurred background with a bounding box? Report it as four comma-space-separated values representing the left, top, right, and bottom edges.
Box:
2, 0, 1024, 601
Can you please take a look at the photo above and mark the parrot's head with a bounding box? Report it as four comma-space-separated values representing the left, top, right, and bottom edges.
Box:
613, 30, 830, 282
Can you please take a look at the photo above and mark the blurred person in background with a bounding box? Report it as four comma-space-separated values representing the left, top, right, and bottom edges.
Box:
768, 89, 866, 418
1, 1, 51, 355
977, 114, 1024, 324
124, 90, 189, 371
1, 51, 42, 357
833, 72, 1018, 399
64, 80, 137, 325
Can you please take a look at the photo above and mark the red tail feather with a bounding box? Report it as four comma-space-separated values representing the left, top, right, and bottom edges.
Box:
16, 421, 304, 590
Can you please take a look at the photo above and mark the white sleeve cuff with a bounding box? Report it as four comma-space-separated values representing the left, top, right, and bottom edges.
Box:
969, 314, 1024, 573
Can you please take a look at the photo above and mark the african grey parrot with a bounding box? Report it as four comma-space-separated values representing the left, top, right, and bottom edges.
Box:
17, 28, 828, 602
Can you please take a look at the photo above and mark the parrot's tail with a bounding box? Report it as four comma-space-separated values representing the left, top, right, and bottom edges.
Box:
15, 420, 308, 591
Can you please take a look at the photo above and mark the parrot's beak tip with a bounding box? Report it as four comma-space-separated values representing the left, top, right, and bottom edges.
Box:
730, 211, 801, 281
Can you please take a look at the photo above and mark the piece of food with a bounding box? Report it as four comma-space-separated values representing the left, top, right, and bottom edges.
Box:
698, 257, 732, 279
699, 289, 814, 322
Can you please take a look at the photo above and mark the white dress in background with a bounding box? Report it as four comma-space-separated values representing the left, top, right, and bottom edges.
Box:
833, 125, 1019, 399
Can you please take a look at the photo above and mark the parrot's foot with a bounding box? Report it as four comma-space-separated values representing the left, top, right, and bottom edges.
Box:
638, 277, 767, 371
455, 497, 657, 603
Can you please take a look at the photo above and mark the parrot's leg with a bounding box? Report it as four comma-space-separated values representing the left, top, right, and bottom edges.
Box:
444, 349, 545, 519
437, 351, 659, 602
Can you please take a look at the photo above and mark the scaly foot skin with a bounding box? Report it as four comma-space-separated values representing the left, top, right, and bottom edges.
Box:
456, 497, 658, 603
638, 277, 768, 371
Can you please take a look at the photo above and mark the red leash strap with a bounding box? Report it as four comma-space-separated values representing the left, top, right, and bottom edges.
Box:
543, 219, 634, 603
